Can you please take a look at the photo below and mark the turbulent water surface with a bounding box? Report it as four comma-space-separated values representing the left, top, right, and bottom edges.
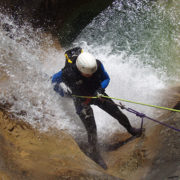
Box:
0, 0, 180, 141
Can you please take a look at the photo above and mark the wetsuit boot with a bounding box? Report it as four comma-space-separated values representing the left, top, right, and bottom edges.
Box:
127, 127, 143, 137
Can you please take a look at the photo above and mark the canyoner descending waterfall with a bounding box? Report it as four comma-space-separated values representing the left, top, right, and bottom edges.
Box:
52, 47, 145, 169
0, 0, 180, 178
67, 0, 180, 177
50, 0, 180, 171
0, 0, 179, 143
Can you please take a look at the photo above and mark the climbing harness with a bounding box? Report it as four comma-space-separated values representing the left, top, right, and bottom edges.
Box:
72, 94, 180, 133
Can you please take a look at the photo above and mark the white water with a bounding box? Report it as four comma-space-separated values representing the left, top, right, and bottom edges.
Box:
0, 13, 84, 138
73, 0, 180, 137
0, 2, 178, 142
72, 42, 166, 137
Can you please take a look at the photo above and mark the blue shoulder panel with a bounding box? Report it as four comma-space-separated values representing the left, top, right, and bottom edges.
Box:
51, 70, 62, 84
100, 63, 110, 89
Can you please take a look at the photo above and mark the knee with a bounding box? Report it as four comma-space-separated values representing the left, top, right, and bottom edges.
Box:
77, 106, 93, 118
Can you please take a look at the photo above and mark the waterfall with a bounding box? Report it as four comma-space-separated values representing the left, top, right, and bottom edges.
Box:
0, 0, 179, 141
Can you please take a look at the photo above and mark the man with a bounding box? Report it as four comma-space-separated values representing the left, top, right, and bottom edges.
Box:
52, 50, 142, 169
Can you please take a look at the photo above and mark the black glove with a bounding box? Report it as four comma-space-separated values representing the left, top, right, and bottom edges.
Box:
94, 88, 104, 98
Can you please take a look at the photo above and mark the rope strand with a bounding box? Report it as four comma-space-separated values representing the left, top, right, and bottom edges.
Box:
72, 94, 180, 112
72, 94, 180, 132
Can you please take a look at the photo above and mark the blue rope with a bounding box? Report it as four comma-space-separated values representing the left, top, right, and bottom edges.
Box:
118, 103, 180, 133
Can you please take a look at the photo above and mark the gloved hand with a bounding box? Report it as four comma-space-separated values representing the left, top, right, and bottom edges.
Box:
53, 84, 64, 97
94, 88, 104, 98
65, 88, 72, 97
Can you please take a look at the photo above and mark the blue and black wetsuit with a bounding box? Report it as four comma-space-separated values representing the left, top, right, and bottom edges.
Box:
52, 60, 110, 96
52, 60, 134, 153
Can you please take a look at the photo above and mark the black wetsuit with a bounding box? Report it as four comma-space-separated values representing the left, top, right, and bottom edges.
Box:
52, 60, 134, 151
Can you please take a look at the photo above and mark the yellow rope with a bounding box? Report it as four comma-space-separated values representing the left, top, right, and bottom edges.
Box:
72, 94, 180, 113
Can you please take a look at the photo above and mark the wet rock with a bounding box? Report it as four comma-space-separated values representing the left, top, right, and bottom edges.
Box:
0, 96, 179, 179
0, 109, 120, 180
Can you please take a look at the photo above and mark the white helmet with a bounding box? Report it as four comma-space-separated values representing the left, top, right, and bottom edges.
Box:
76, 52, 97, 75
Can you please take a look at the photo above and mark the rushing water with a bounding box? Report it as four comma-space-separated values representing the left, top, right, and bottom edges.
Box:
73, 0, 180, 135
0, 0, 180, 141
0, 13, 82, 135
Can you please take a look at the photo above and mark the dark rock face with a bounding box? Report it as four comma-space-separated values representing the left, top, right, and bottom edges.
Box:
0, 0, 114, 46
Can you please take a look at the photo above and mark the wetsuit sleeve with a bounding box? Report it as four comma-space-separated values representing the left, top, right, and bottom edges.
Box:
51, 70, 65, 96
51, 70, 62, 84
100, 63, 110, 89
